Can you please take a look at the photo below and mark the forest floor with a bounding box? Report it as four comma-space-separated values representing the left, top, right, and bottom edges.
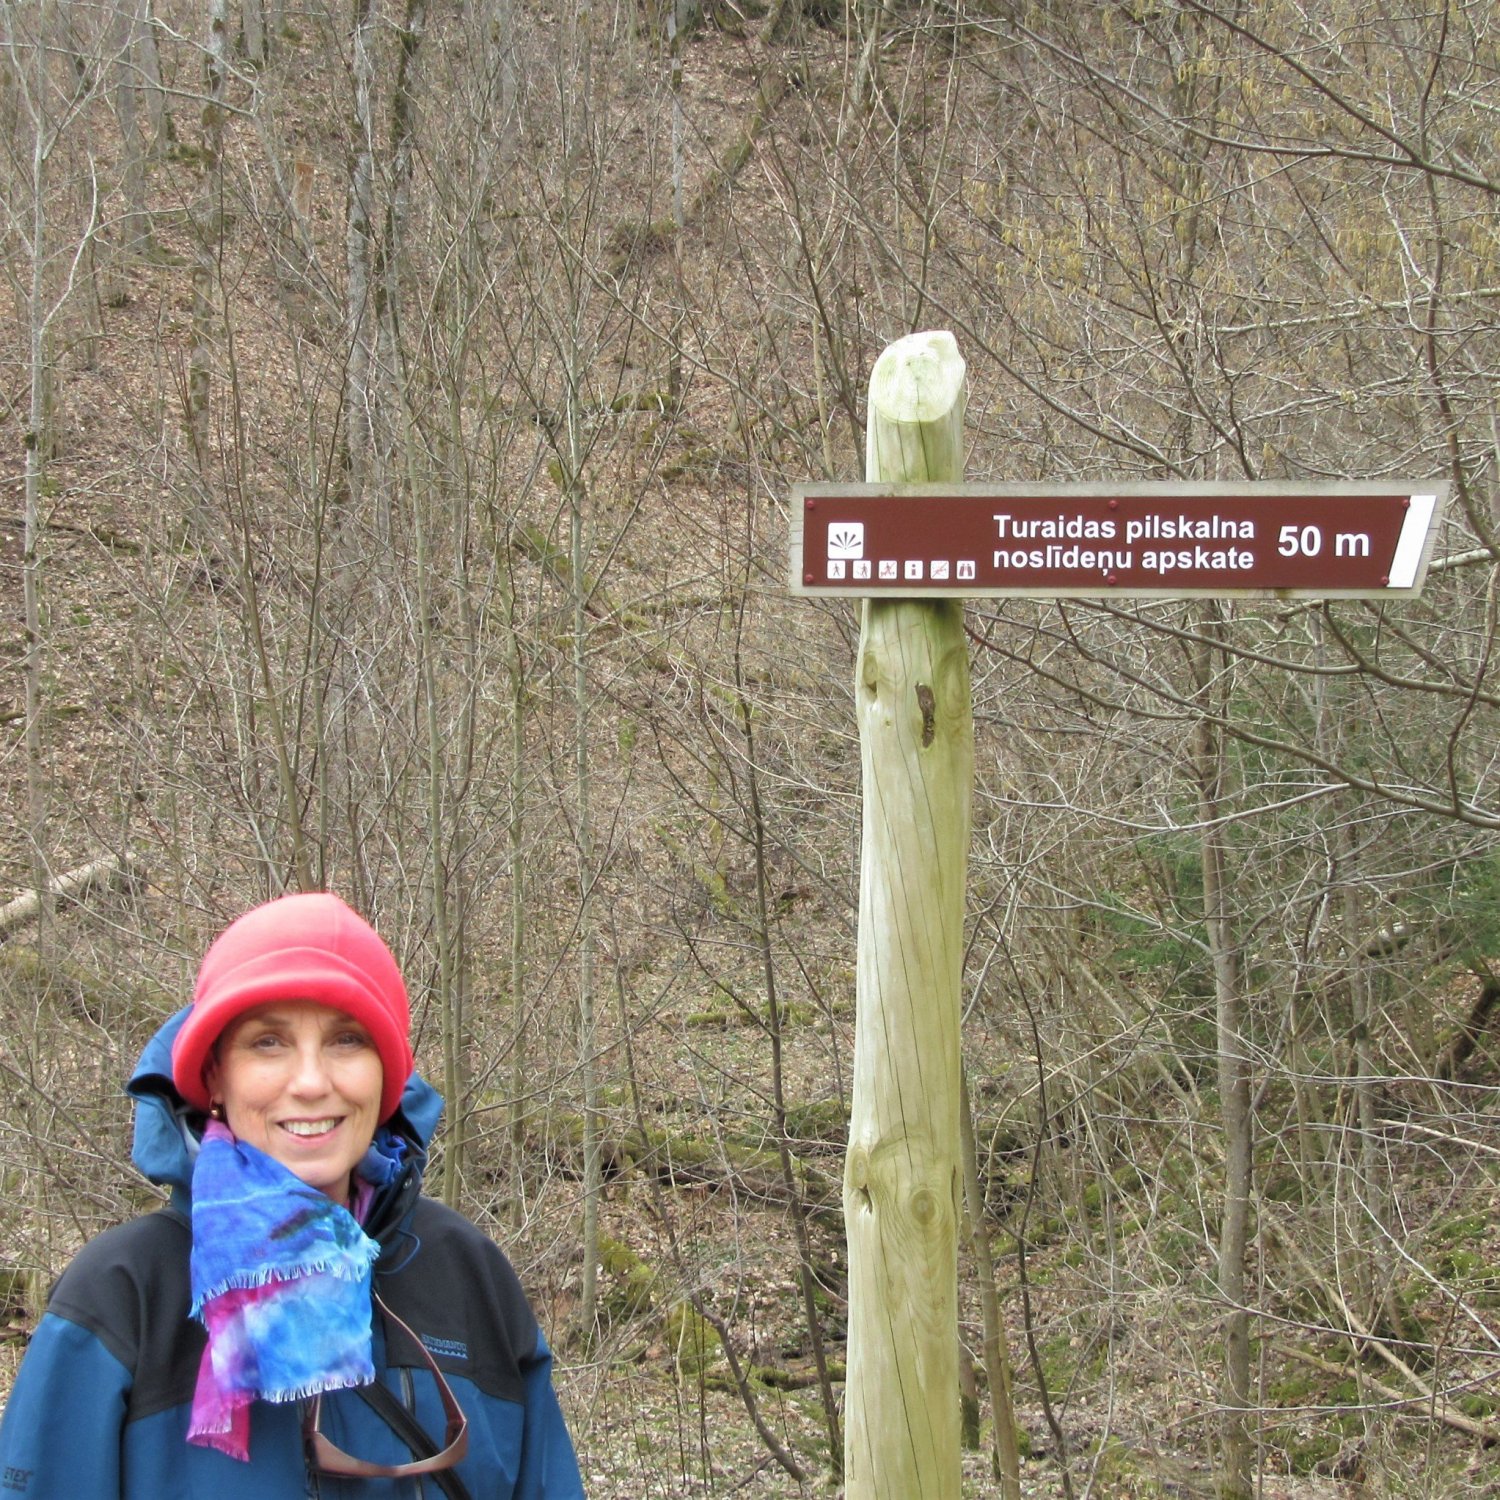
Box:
541, 997, 1500, 1498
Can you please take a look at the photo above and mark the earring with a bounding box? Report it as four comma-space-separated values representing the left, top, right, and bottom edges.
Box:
210, 1101, 225, 1121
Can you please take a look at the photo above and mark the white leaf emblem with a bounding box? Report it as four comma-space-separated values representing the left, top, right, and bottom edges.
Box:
827, 523, 864, 559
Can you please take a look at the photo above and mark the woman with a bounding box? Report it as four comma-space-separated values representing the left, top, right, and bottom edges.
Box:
0, 892, 585, 1498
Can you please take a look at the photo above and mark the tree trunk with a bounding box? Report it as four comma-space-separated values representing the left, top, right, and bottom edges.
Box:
22, 8, 54, 928
344, 0, 377, 516
188, 0, 227, 478
736, 639, 843, 1474
112, 0, 151, 257
571, 438, 601, 1342
135, 0, 171, 150
1191, 612, 1254, 1500
960, 1065, 1023, 1499
241, 0, 268, 66
506, 552, 529, 1225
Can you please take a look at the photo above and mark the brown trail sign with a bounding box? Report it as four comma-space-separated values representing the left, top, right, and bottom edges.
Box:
792, 482, 1445, 599
795, 330, 1446, 1500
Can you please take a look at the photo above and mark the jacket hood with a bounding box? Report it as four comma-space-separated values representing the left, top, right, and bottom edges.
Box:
128, 1006, 444, 1195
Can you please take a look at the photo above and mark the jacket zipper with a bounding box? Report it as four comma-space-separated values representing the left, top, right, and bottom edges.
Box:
303, 1398, 322, 1498
400, 1364, 424, 1500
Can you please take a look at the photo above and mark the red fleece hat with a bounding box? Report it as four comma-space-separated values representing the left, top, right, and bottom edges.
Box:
172, 893, 414, 1123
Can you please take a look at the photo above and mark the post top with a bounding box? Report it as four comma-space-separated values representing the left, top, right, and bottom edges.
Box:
869, 331, 966, 426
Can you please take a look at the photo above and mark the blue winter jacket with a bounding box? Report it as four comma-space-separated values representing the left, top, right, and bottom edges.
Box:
0, 1010, 585, 1499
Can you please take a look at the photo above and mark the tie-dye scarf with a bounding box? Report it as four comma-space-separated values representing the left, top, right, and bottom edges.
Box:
186, 1121, 382, 1461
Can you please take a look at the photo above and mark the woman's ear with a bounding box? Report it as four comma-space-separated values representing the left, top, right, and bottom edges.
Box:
202, 1054, 222, 1110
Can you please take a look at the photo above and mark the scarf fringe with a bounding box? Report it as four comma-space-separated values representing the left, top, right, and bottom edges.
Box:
255, 1368, 374, 1405
188, 1425, 248, 1459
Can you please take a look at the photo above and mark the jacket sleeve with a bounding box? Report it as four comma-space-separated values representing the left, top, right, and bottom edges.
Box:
513, 1328, 585, 1500
0, 1311, 129, 1499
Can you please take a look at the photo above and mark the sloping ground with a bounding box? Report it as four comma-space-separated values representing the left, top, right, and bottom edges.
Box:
3, 2, 1500, 1496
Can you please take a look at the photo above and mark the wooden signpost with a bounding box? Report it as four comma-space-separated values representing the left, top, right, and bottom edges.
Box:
843, 331, 971, 1500
805, 330, 1447, 1499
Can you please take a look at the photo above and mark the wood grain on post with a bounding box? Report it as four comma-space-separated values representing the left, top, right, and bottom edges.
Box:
844, 331, 971, 1499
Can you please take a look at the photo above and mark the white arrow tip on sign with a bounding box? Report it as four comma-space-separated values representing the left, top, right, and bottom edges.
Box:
1388, 494, 1437, 588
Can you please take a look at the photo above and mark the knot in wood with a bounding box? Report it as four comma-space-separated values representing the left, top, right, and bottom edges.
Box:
848, 1147, 870, 1193
915, 682, 936, 747
910, 1186, 938, 1225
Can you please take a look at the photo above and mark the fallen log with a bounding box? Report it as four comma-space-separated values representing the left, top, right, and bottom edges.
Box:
1433, 977, 1500, 1082
0, 854, 145, 943
530, 1112, 842, 1212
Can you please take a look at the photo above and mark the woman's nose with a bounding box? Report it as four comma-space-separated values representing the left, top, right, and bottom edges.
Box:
289, 1043, 332, 1094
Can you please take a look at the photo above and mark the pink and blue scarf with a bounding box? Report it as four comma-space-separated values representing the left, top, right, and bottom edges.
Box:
186, 1121, 382, 1461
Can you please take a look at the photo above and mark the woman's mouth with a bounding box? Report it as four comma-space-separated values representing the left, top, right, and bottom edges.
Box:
280, 1118, 342, 1138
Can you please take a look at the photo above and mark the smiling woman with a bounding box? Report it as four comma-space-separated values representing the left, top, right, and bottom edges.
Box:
0, 892, 585, 1500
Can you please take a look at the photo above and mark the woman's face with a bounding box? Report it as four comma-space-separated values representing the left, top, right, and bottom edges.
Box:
205, 1001, 383, 1203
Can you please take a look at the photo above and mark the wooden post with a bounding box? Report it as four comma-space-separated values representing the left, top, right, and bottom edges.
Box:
844, 330, 971, 1498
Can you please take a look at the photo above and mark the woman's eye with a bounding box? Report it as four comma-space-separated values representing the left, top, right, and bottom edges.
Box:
333, 1031, 370, 1049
